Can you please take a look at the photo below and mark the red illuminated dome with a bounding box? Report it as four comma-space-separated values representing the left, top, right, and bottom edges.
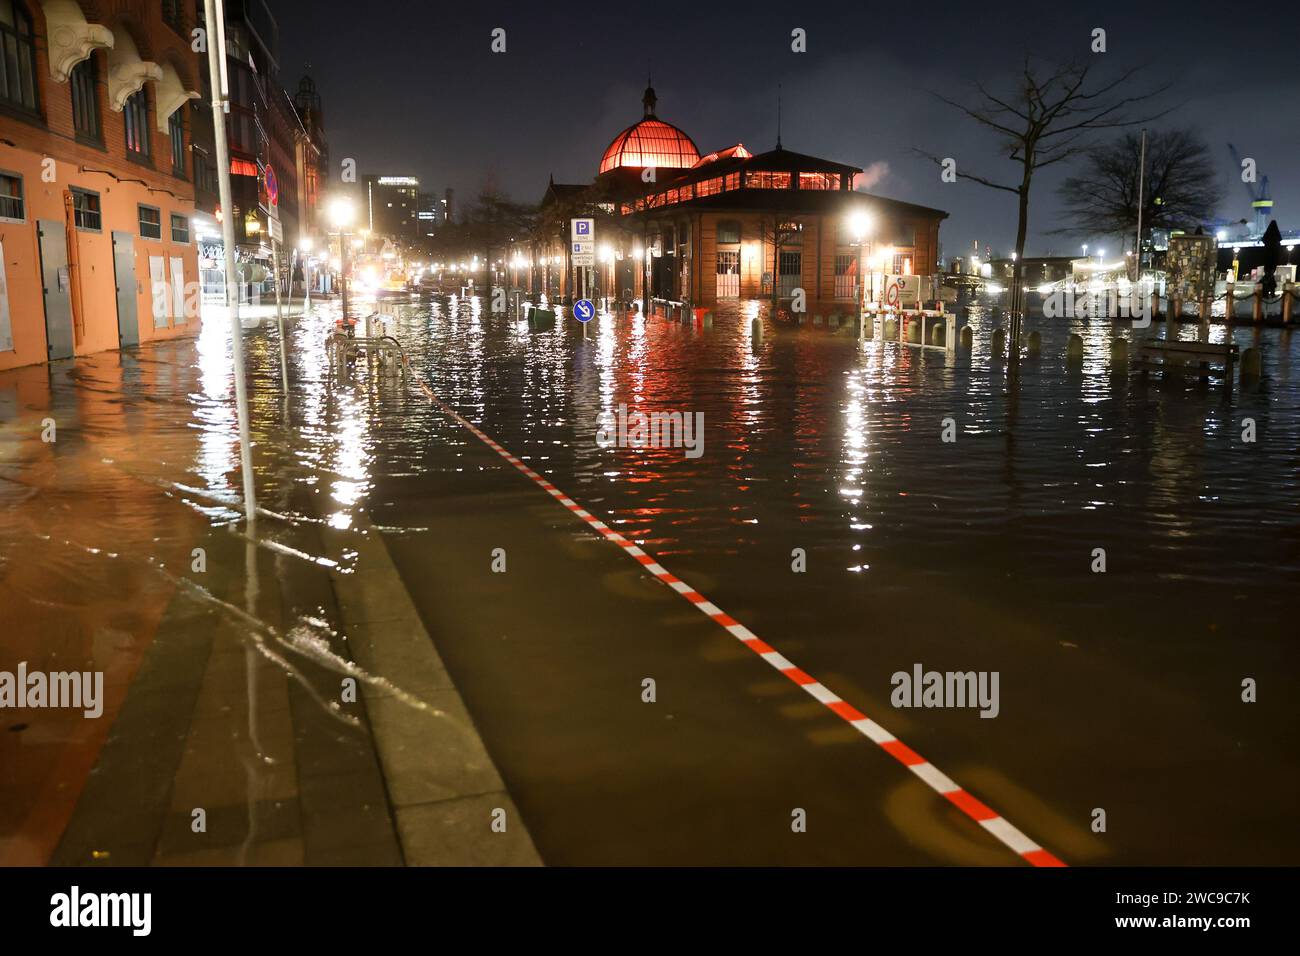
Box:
599, 85, 700, 174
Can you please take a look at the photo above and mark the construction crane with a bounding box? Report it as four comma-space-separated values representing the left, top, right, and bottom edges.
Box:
1227, 143, 1273, 238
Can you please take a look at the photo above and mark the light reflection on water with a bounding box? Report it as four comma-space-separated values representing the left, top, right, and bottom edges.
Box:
1, 291, 1296, 864
359, 294, 1299, 639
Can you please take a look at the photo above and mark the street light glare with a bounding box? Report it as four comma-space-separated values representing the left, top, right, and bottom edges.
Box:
329, 196, 355, 228
848, 209, 874, 239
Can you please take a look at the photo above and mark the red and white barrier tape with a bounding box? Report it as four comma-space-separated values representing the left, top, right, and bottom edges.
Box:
414, 377, 1064, 867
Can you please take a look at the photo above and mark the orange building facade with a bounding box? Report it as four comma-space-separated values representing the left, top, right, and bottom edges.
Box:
0, 0, 202, 372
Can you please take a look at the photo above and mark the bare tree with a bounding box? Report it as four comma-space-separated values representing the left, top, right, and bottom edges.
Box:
1054, 127, 1222, 246
916, 58, 1171, 372
462, 179, 535, 291
757, 215, 805, 309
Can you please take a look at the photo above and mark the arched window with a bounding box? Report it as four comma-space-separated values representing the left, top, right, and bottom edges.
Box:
124, 88, 151, 160
0, 0, 40, 114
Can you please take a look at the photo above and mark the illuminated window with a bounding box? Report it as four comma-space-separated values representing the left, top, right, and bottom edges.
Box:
696, 177, 723, 197
124, 89, 151, 161
716, 220, 741, 244
747, 171, 791, 190
798, 172, 839, 190
724, 173, 740, 190
600, 119, 700, 173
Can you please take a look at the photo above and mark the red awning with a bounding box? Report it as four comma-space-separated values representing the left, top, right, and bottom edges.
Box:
230, 158, 258, 177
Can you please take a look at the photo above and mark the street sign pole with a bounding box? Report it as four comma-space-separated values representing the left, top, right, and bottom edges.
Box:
203, 0, 257, 527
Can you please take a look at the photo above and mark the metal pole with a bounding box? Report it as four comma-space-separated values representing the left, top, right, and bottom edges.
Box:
1135, 128, 1147, 284
203, 0, 256, 525
340, 230, 350, 322
272, 237, 287, 392
304, 253, 311, 313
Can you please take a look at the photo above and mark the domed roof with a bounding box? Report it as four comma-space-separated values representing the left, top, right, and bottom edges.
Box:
598, 85, 700, 174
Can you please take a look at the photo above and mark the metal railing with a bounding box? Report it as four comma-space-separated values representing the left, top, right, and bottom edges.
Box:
326, 313, 410, 382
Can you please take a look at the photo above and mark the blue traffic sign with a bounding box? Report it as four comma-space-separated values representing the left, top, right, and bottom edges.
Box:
574, 299, 595, 322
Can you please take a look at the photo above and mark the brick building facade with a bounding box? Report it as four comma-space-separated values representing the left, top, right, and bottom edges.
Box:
0, 0, 203, 371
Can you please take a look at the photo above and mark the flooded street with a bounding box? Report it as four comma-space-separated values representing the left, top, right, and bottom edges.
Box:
2, 298, 1297, 865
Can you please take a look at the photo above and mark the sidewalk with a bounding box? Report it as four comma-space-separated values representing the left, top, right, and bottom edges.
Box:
0, 332, 539, 866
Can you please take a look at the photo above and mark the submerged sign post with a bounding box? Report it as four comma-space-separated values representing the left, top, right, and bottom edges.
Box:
571, 218, 595, 336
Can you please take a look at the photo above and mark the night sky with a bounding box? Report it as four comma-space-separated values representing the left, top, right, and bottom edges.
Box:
274, 0, 1295, 258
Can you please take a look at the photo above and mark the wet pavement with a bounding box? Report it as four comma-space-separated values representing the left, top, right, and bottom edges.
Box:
1, 295, 1296, 865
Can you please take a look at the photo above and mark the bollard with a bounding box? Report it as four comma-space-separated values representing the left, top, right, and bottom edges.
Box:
929, 321, 944, 345
906, 317, 922, 343
1284, 284, 1294, 323
704, 310, 713, 329
1240, 346, 1262, 379
1026, 330, 1042, 355
813, 314, 824, 326
883, 317, 897, 339
1225, 283, 1235, 321
751, 316, 763, 339
1150, 291, 1159, 321
959, 325, 973, 349
1066, 333, 1084, 363
1253, 285, 1263, 322
1110, 337, 1129, 366
991, 327, 1006, 354
1172, 297, 1182, 321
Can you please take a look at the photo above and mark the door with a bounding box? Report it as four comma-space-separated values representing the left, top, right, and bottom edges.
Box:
716, 249, 740, 298
111, 231, 139, 347
36, 220, 75, 360
149, 255, 167, 328
169, 256, 186, 324
778, 250, 802, 298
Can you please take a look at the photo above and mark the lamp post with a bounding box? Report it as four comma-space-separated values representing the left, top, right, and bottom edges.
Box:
849, 209, 874, 337
300, 236, 313, 313
329, 197, 355, 324
202, 0, 256, 526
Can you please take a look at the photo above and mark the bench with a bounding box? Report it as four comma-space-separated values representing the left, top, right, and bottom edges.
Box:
1134, 339, 1237, 378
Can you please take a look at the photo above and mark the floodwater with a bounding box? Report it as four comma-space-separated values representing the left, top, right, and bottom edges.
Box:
1, 293, 1296, 865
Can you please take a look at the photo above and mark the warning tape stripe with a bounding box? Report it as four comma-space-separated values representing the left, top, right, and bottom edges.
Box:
414, 378, 1064, 867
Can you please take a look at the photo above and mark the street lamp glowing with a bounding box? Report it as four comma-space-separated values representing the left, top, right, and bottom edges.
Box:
848, 209, 874, 240
329, 197, 355, 229
299, 236, 313, 253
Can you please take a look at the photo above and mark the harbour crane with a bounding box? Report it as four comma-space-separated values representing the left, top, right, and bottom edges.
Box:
1227, 143, 1273, 238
